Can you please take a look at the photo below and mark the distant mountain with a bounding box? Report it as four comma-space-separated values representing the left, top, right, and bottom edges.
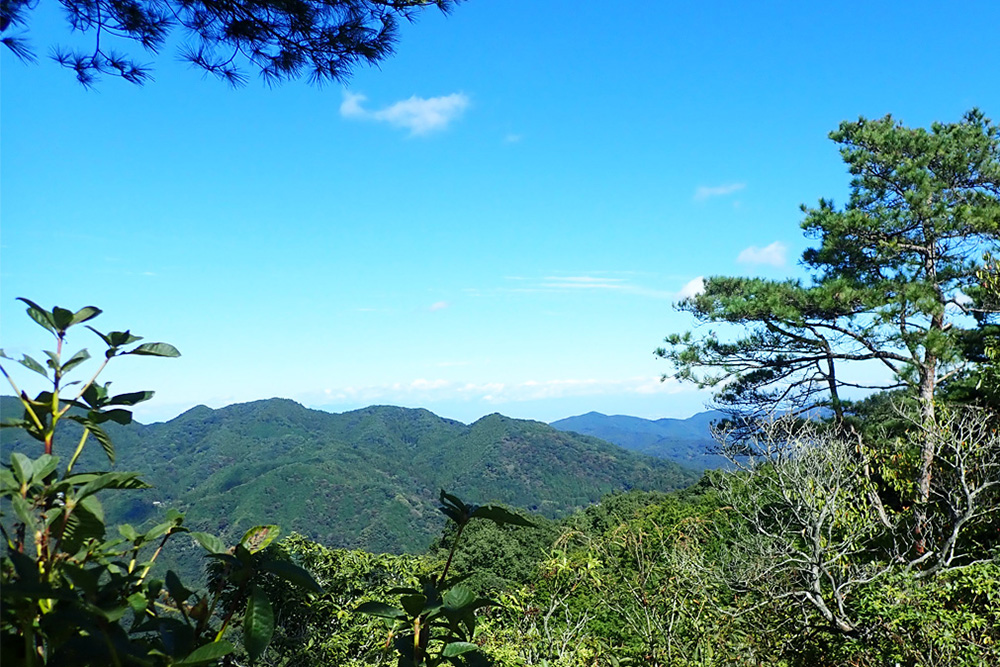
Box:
1, 397, 698, 556
550, 410, 728, 470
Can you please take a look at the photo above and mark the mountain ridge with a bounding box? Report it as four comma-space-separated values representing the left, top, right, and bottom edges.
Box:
550, 409, 728, 469
1, 396, 699, 556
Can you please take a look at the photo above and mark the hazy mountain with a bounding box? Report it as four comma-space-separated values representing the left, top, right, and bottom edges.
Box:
550, 410, 728, 470
1, 396, 698, 555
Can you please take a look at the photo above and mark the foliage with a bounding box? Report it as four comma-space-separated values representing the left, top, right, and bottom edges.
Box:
0, 399, 697, 567
1, 0, 458, 86
709, 410, 999, 661
426, 508, 559, 595
952, 252, 1000, 403
658, 109, 1000, 434
254, 533, 429, 666
845, 562, 1000, 667
358, 490, 535, 667
416, 411, 995, 667
0, 300, 319, 665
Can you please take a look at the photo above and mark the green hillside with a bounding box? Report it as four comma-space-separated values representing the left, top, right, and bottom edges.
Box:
551, 410, 729, 469
0, 396, 697, 555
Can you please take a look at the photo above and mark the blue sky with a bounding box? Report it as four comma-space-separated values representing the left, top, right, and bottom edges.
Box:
2, 1, 999, 424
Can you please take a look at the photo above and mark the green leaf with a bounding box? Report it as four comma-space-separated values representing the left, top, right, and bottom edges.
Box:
470, 505, 536, 528
128, 342, 181, 358
85, 326, 112, 346
11, 496, 38, 530
259, 560, 323, 593
110, 330, 142, 346
192, 532, 227, 554
443, 585, 476, 610
356, 601, 407, 619
18, 298, 56, 333
240, 525, 280, 554
244, 586, 275, 665
165, 570, 193, 605
43, 350, 60, 370
71, 306, 102, 325
52, 306, 75, 331
119, 524, 139, 542
127, 591, 148, 614
78, 493, 105, 522
80, 382, 110, 408
440, 489, 468, 513
442, 642, 479, 658
76, 472, 149, 500
400, 593, 427, 617
175, 640, 235, 665
30, 455, 59, 483
143, 517, 184, 541
62, 496, 106, 553
234, 543, 253, 565
16, 354, 49, 378
98, 603, 130, 623
60, 348, 91, 374
83, 420, 115, 463
11, 452, 33, 485
108, 390, 154, 406
95, 409, 133, 426
0, 467, 17, 490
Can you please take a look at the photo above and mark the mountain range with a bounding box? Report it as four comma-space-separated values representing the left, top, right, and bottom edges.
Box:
550, 410, 728, 469
1, 397, 699, 556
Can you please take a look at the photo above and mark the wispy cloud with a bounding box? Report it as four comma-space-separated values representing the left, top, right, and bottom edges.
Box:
676, 276, 705, 300
694, 182, 746, 201
319, 375, 695, 407
541, 276, 628, 290
429, 301, 450, 312
340, 90, 470, 135
504, 133, 522, 143
503, 273, 674, 299
737, 241, 787, 267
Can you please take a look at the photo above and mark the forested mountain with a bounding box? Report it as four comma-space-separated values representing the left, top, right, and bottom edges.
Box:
0, 396, 697, 555
551, 410, 728, 469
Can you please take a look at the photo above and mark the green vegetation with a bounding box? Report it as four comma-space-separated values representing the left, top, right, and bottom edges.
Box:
0, 301, 321, 665
1, 0, 460, 86
657, 109, 999, 432
1, 397, 697, 563
357, 491, 535, 666
3, 110, 998, 666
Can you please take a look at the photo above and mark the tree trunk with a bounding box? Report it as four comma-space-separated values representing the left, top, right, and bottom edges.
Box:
914, 347, 938, 554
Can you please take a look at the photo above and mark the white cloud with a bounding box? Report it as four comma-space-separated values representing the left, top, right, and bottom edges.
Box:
504, 133, 522, 143
676, 276, 705, 300
541, 276, 628, 290
341, 90, 470, 135
503, 273, 674, 299
409, 378, 450, 390
316, 376, 698, 408
736, 241, 788, 267
694, 183, 746, 201
340, 91, 368, 118
953, 291, 973, 306
429, 301, 449, 312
